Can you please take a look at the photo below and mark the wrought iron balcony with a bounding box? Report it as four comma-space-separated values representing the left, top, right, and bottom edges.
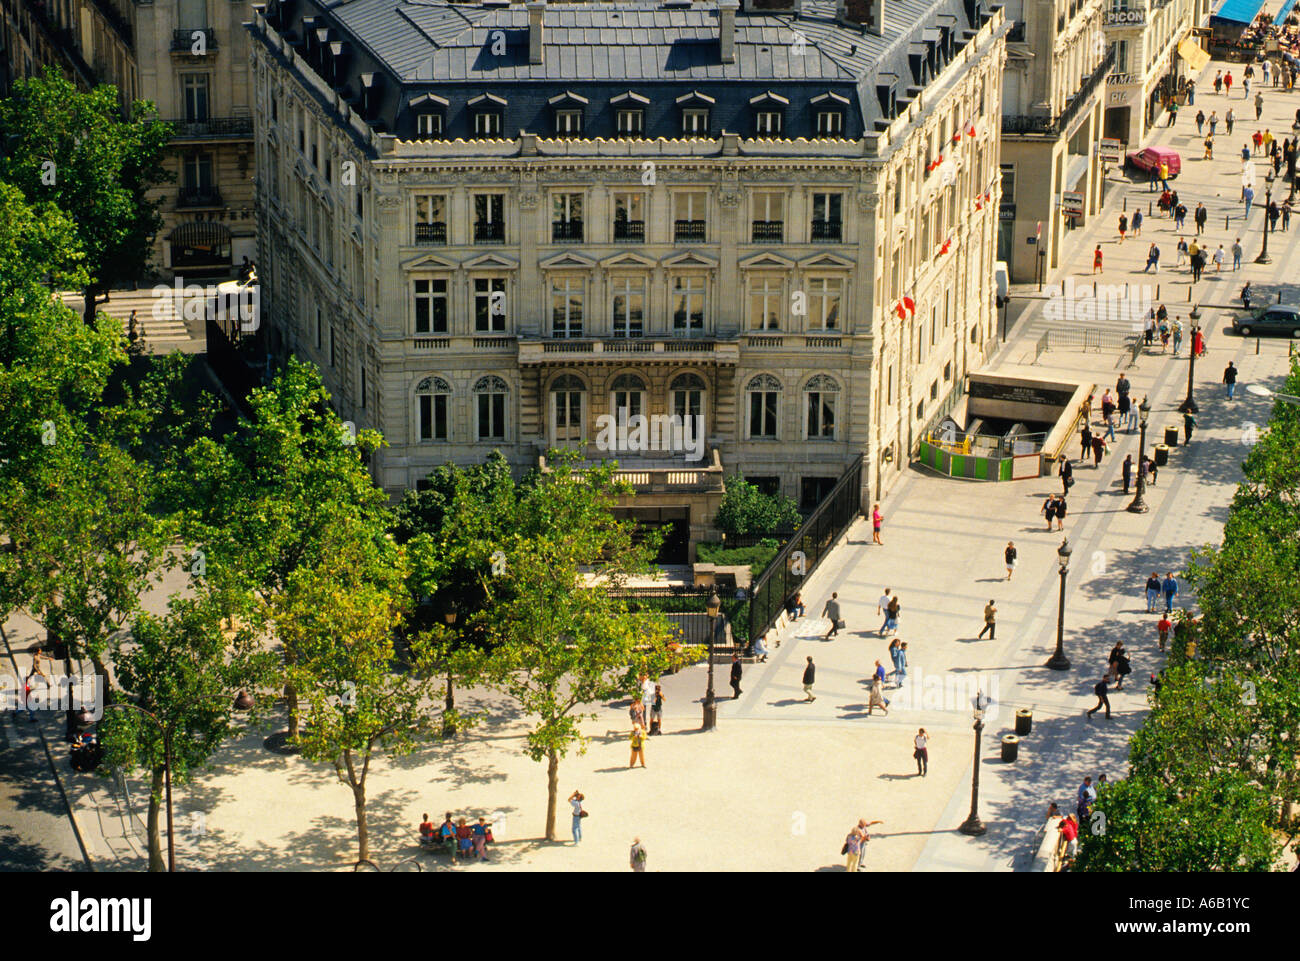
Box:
614, 219, 645, 242
551, 219, 584, 243
674, 220, 706, 243
164, 117, 254, 140
1002, 47, 1115, 137
474, 221, 505, 244
810, 219, 842, 242
414, 222, 447, 245
172, 27, 218, 52
178, 187, 223, 208
751, 220, 785, 243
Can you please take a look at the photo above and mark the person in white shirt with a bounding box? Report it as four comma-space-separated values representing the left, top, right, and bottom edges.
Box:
913, 728, 930, 777
640, 675, 656, 721
877, 588, 892, 636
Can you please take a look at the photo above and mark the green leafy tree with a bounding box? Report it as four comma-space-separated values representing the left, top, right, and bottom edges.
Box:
98, 595, 275, 871
714, 475, 802, 535
0, 69, 173, 323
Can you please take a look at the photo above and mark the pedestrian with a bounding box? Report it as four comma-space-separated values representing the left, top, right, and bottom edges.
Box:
913, 728, 930, 777
1118, 390, 1132, 432
1191, 248, 1206, 283
1149, 457, 1158, 487
977, 599, 997, 640
1156, 613, 1172, 652
628, 724, 647, 767
1242, 143, 1252, 163
1210, 110, 1219, 135
1079, 420, 1092, 461
887, 637, 902, 684
1093, 244, 1103, 273
1087, 678, 1112, 719
1192, 324, 1205, 357
1244, 76, 1250, 98
802, 656, 816, 702
1058, 455, 1074, 495
885, 593, 901, 634
1264, 127, 1274, 154
871, 502, 883, 544
1091, 434, 1106, 467
568, 791, 586, 843
1172, 317, 1183, 356
1225, 71, 1233, 96
1263, 60, 1271, 84
1269, 200, 1281, 233
844, 827, 864, 873
822, 591, 843, 640
1196, 108, 1206, 135
1144, 242, 1159, 272
1058, 814, 1080, 865
1168, 99, 1178, 126
1145, 572, 1161, 612
1213, 244, 1225, 272
629, 695, 645, 729
1242, 280, 1252, 310
1100, 388, 1115, 424
1122, 453, 1133, 494
1160, 161, 1171, 191
1054, 494, 1067, 531
640, 673, 655, 722
1187, 78, 1196, 104
895, 641, 908, 685
1194, 202, 1207, 235
1005, 541, 1017, 580
472, 816, 492, 860
1174, 202, 1187, 229
1161, 572, 1179, 613
649, 684, 665, 734
629, 837, 647, 872
877, 587, 892, 636
867, 675, 890, 716
1204, 134, 1214, 159
1108, 641, 1132, 691
1232, 237, 1243, 269
1253, 128, 1263, 154
1183, 409, 1197, 444
729, 653, 742, 699
1284, 201, 1292, 231
1224, 360, 1237, 399
1042, 493, 1057, 531
1118, 213, 1127, 242
1226, 106, 1235, 135
1214, 70, 1223, 95
1175, 235, 1188, 265
1131, 209, 1142, 237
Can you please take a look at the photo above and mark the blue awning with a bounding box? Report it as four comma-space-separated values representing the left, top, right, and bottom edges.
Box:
1278, 0, 1298, 22
1211, 0, 1267, 24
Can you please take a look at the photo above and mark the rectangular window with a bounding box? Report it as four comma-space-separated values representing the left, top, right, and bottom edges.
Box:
413, 278, 448, 334
748, 276, 782, 330
672, 275, 705, 334
474, 194, 505, 243
182, 152, 213, 192
682, 108, 709, 134
478, 392, 506, 440
552, 193, 584, 243
555, 110, 582, 135
752, 192, 784, 243
616, 109, 643, 136
1000, 164, 1016, 204
315, 307, 322, 349
474, 277, 507, 332
417, 114, 442, 137
756, 111, 782, 135
329, 327, 336, 367
182, 74, 209, 123
551, 277, 584, 338
613, 192, 645, 242
806, 390, 836, 439
811, 192, 842, 242
610, 277, 645, 338
816, 111, 844, 136
419, 394, 448, 441
673, 191, 707, 242
360, 366, 367, 409
414, 193, 446, 244
474, 112, 502, 137
749, 390, 778, 438
807, 277, 842, 330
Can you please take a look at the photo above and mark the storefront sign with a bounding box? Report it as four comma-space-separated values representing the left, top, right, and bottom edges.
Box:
1107, 74, 1136, 86
968, 380, 1078, 408
1098, 138, 1124, 163
1109, 90, 1132, 106
1061, 191, 1085, 216
1105, 9, 1145, 26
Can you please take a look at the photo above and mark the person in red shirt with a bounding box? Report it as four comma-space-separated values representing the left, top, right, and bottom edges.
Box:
1058, 813, 1080, 863
1157, 614, 1173, 652
419, 813, 436, 844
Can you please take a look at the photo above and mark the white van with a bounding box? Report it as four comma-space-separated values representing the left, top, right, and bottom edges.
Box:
994, 262, 1009, 307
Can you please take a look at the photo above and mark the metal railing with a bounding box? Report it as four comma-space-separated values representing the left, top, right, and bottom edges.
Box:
172, 27, 218, 52
552, 220, 584, 243
751, 221, 785, 243
747, 453, 863, 646
163, 117, 254, 139
1003, 48, 1115, 137
474, 221, 505, 244
674, 220, 706, 242
810, 219, 842, 242
414, 222, 447, 244
178, 187, 223, 208
614, 220, 645, 242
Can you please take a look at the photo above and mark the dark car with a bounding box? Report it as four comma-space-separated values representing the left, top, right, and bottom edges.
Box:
1232, 305, 1300, 337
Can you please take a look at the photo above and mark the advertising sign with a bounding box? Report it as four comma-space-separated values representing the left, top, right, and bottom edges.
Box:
1062, 191, 1085, 216
1099, 138, 1124, 163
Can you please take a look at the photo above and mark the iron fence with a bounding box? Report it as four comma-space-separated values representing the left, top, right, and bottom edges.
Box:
747, 454, 863, 645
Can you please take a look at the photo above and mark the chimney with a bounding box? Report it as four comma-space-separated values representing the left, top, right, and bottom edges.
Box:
720, 0, 739, 64
528, 0, 546, 66
837, 0, 884, 36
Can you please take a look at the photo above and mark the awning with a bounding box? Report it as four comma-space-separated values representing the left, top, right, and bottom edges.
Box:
1211, 0, 1267, 24
1178, 38, 1210, 72
168, 221, 231, 247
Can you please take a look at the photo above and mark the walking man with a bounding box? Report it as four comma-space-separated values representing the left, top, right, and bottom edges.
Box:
729, 653, 743, 699
1256, 90, 1264, 120
977, 600, 997, 640
1144, 242, 1160, 272
1161, 571, 1179, 613
1145, 572, 1162, 613
1194, 202, 1207, 235
1122, 454, 1133, 494
1224, 360, 1237, 399
822, 591, 842, 640
1157, 613, 1172, 652
877, 587, 892, 635
1183, 409, 1197, 445
1087, 678, 1112, 719
1232, 237, 1243, 269
802, 656, 816, 702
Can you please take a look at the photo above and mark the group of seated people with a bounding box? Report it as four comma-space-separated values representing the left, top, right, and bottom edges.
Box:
419, 812, 493, 862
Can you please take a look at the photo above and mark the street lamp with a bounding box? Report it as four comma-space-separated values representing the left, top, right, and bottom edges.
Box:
1288, 124, 1299, 203
1046, 538, 1073, 671
1128, 396, 1152, 513
1178, 315, 1200, 414
1257, 181, 1274, 264
958, 690, 990, 836
442, 608, 457, 738
702, 591, 720, 731
1247, 382, 1300, 405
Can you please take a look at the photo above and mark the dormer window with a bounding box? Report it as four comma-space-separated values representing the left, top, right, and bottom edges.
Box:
417, 114, 442, 137
468, 92, 506, 139
408, 93, 448, 140
676, 91, 715, 137
810, 92, 850, 138
548, 91, 588, 137
750, 90, 789, 137
611, 91, 649, 137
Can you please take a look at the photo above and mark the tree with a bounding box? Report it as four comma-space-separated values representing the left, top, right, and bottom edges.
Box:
474, 455, 693, 841
274, 523, 439, 864
0, 68, 172, 323
714, 475, 802, 536
98, 595, 274, 871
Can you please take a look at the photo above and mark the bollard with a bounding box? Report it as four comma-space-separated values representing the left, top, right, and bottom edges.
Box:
1094, 281, 1098, 296
1156, 284, 1160, 298
1002, 735, 1020, 762
1226, 215, 1230, 230
1279, 291, 1284, 303
1149, 201, 1153, 216
1124, 197, 1128, 212
1257, 336, 1261, 354
1015, 709, 1033, 736
1188, 287, 1192, 301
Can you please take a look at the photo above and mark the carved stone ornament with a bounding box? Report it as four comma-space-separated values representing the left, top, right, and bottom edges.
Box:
374, 194, 403, 208
519, 193, 541, 210
719, 191, 741, 208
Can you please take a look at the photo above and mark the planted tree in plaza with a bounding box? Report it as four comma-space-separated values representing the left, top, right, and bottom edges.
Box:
0, 68, 172, 323
714, 474, 802, 536
98, 595, 275, 871
273, 524, 440, 864
473, 455, 692, 841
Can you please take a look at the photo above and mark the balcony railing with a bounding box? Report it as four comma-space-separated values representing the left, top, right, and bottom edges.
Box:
810, 219, 842, 242
751, 220, 785, 243
474, 221, 505, 244
674, 220, 706, 243
552, 220, 584, 243
164, 117, 254, 140
172, 27, 218, 52
414, 222, 447, 245
1002, 47, 1115, 137
614, 220, 645, 242
178, 187, 223, 208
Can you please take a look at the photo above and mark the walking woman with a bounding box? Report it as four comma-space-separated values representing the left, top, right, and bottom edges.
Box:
914, 728, 930, 777
1054, 495, 1067, 532
628, 724, 647, 768
649, 684, 665, 734
1043, 494, 1058, 531
1093, 244, 1103, 273
871, 503, 884, 545
867, 676, 890, 716
1005, 541, 1017, 580
885, 593, 901, 635
887, 637, 903, 684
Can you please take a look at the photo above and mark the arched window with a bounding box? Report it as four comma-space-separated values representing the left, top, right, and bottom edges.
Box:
746, 374, 782, 439
415, 376, 451, 442
473, 375, 509, 441
804, 374, 840, 440
550, 374, 586, 446
610, 373, 646, 423
671, 373, 707, 446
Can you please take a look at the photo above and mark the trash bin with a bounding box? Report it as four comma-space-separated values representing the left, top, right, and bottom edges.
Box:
1155, 444, 1170, 467
1164, 425, 1180, 447
1015, 708, 1033, 736
1001, 734, 1020, 762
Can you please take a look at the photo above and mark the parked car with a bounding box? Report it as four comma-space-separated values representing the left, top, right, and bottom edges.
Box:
1125, 146, 1181, 178
1232, 305, 1300, 337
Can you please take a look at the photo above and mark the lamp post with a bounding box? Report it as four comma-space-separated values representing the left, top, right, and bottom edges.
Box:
443, 608, 457, 738
1246, 382, 1300, 405
1256, 181, 1273, 263
1128, 396, 1152, 513
958, 690, 989, 836
1179, 317, 1200, 414
702, 591, 720, 731
1046, 538, 1073, 671
1288, 125, 1299, 203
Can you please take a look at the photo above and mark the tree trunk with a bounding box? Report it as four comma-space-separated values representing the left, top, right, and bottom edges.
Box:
545, 749, 559, 842
83, 284, 102, 326
348, 754, 368, 863
285, 680, 300, 741
146, 765, 166, 872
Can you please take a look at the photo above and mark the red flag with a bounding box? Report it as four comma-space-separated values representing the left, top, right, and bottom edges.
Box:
902, 296, 915, 316
895, 301, 907, 319
967, 123, 976, 138
940, 239, 952, 255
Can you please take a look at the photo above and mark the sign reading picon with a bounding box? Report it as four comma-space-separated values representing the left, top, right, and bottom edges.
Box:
1105, 9, 1145, 26
1099, 138, 1124, 163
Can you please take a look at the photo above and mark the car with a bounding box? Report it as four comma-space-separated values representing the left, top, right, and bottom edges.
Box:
994, 261, 1009, 307
1232, 305, 1300, 337
1125, 146, 1181, 178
